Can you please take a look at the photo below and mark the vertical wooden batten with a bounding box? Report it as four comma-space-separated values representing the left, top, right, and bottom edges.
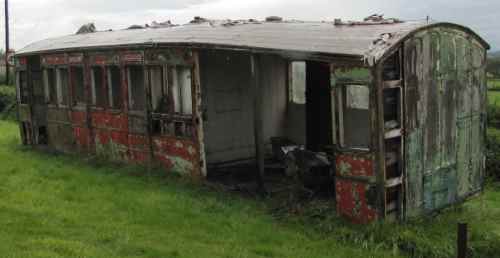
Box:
193, 51, 208, 177
374, 62, 387, 219
251, 53, 265, 191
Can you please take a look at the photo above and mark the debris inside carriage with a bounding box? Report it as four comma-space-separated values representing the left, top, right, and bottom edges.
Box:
206, 139, 335, 200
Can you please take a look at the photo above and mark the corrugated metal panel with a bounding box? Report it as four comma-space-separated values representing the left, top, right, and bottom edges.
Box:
15, 20, 444, 61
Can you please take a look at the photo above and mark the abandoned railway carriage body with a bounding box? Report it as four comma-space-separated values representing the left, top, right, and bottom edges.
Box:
15, 17, 489, 223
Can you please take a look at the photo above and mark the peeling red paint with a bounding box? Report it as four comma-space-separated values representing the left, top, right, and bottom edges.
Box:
336, 154, 374, 177
121, 52, 144, 64
18, 57, 27, 66
68, 54, 84, 64
91, 111, 128, 130
128, 149, 150, 164
71, 111, 87, 125
153, 136, 198, 163
336, 179, 378, 224
73, 127, 90, 148
152, 135, 199, 176
42, 54, 67, 65
154, 153, 175, 170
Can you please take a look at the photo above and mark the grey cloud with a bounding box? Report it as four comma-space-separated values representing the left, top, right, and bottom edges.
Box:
6, 0, 500, 50
58, 0, 209, 14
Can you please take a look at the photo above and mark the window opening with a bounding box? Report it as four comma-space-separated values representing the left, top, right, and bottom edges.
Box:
150, 66, 167, 112
18, 71, 29, 104
127, 66, 146, 111
91, 67, 106, 107
57, 68, 70, 106
338, 84, 370, 149
43, 68, 57, 104
107, 66, 122, 109
289, 61, 306, 104
71, 67, 85, 106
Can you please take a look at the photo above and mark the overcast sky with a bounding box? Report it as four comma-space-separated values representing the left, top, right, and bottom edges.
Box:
4, 0, 500, 51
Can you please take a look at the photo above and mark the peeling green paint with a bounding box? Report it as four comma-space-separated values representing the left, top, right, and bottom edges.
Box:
170, 156, 194, 176
404, 27, 486, 217
95, 137, 127, 162
331, 67, 372, 87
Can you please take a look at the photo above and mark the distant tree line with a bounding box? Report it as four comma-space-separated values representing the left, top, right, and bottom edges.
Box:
488, 57, 500, 78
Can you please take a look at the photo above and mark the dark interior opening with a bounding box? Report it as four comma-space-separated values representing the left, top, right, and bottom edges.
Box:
108, 66, 122, 109
385, 137, 402, 179
128, 66, 146, 111
72, 67, 85, 106
383, 88, 401, 129
305, 61, 332, 152
37, 126, 48, 145
382, 51, 400, 81
21, 122, 32, 145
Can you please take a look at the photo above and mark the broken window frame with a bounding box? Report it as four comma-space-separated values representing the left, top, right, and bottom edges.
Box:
106, 65, 123, 110
288, 61, 306, 105
127, 65, 147, 112
337, 83, 371, 150
150, 65, 194, 138
70, 65, 86, 107
90, 66, 107, 108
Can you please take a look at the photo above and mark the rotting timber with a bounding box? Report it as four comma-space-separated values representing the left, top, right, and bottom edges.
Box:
14, 15, 489, 223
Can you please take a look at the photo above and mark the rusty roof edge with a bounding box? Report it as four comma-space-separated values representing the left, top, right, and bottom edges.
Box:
14, 21, 488, 66
13, 41, 364, 62
366, 21, 491, 66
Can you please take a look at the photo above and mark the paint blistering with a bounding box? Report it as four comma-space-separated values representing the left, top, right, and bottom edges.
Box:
336, 179, 378, 223
404, 27, 487, 216
335, 153, 377, 223
153, 136, 199, 176
336, 154, 374, 177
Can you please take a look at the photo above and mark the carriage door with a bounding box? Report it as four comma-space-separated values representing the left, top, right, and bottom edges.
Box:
403, 29, 486, 217
147, 50, 198, 175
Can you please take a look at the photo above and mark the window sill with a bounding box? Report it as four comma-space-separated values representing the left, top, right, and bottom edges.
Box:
72, 105, 87, 111
90, 106, 106, 111
384, 129, 401, 139
336, 146, 371, 153
129, 110, 147, 116
108, 109, 123, 114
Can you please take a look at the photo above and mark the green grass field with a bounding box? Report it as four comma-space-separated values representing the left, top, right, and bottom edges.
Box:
0, 120, 499, 258
488, 79, 500, 91
488, 90, 500, 105
0, 121, 397, 258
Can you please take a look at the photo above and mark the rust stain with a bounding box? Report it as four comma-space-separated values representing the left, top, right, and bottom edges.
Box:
336, 179, 378, 224
336, 154, 374, 177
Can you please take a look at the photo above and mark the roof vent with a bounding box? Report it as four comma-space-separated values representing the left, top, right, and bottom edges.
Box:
127, 24, 145, 30
191, 16, 210, 24
265, 16, 283, 22
76, 23, 96, 34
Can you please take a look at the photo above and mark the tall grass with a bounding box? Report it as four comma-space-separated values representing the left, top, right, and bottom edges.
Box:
0, 119, 499, 257
0, 121, 400, 258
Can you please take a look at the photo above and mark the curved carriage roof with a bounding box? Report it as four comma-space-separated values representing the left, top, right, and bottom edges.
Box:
15, 19, 489, 64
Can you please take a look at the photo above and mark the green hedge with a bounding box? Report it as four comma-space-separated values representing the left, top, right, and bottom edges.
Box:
0, 85, 16, 120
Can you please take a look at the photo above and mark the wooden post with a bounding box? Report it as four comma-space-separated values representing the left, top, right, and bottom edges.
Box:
374, 63, 386, 219
4, 0, 9, 85
457, 222, 468, 258
251, 53, 265, 192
